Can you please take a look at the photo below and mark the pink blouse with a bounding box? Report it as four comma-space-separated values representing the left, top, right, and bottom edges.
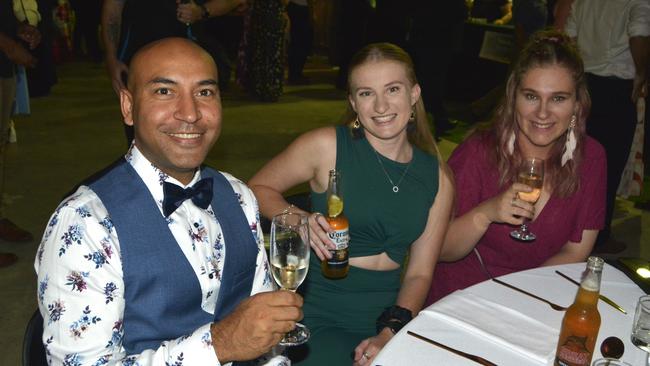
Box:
427, 133, 606, 305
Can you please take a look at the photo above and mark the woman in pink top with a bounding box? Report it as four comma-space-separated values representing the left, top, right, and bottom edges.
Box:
427, 29, 606, 304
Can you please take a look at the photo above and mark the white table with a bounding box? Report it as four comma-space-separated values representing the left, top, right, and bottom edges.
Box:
373, 263, 647, 365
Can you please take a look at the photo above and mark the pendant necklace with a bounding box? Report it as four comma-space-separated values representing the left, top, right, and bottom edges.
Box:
372, 147, 413, 193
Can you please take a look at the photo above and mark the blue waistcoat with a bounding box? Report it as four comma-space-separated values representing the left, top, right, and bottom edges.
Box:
89, 159, 257, 356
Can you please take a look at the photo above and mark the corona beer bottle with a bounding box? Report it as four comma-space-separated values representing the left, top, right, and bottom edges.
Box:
321, 170, 349, 279
554, 256, 604, 366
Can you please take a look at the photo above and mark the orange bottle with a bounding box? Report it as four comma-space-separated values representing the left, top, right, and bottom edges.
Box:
554, 256, 604, 366
321, 170, 350, 279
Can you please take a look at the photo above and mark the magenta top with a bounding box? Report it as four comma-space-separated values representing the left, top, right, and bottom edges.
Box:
427, 133, 606, 305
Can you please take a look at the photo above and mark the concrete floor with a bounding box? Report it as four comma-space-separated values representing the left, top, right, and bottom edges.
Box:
0, 59, 647, 365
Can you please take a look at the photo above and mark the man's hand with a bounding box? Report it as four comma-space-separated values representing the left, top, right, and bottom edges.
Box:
176, 0, 203, 24
210, 290, 303, 363
6, 41, 37, 67
17, 23, 40, 50
106, 57, 128, 94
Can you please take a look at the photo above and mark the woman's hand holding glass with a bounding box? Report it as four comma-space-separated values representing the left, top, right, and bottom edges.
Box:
270, 212, 311, 346
484, 182, 537, 226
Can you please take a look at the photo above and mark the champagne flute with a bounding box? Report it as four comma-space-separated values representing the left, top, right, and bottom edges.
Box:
510, 157, 544, 241
270, 212, 310, 346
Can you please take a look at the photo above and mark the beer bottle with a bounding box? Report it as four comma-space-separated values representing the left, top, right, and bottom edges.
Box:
321, 170, 350, 279
554, 256, 604, 366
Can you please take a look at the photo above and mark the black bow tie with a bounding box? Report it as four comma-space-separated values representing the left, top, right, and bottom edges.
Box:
162, 178, 213, 217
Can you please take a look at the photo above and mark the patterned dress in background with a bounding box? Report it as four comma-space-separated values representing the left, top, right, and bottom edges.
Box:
237, 0, 287, 102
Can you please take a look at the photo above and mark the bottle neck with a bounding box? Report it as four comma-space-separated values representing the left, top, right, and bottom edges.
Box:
576, 267, 602, 306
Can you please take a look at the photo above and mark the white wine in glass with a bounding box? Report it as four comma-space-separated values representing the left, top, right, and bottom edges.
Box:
270, 212, 310, 346
510, 158, 544, 241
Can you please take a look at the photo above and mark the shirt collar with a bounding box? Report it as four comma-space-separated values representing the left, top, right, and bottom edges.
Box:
124, 144, 202, 205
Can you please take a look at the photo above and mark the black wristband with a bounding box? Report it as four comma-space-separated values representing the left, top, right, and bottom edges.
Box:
376, 305, 413, 334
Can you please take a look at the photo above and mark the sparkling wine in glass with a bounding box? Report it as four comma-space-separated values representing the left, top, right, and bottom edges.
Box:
510, 157, 544, 241
270, 212, 310, 346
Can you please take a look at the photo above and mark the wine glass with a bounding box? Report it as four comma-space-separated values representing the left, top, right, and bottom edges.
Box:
270, 212, 310, 346
631, 295, 650, 365
510, 157, 544, 241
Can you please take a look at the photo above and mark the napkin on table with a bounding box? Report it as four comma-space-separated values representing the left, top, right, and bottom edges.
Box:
422, 291, 559, 365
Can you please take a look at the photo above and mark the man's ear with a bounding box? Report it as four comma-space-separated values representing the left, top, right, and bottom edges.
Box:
120, 89, 134, 126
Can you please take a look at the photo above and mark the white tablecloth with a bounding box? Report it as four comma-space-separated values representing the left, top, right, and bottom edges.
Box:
373, 263, 647, 366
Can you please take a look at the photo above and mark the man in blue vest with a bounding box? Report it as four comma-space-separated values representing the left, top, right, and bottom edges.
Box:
35, 37, 302, 365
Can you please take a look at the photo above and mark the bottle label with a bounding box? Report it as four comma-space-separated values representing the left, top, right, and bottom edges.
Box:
326, 229, 349, 268
328, 229, 349, 250
555, 335, 592, 366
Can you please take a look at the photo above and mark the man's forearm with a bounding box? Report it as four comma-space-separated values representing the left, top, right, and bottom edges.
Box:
630, 36, 650, 80
101, 0, 126, 61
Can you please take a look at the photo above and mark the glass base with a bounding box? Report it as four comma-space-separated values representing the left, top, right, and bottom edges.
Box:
591, 358, 633, 366
279, 322, 310, 346
510, 229, 536, 242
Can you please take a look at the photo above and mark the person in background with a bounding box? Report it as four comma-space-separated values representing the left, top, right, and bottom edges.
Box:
333, 0, 373, 90
35, 38, 301, 365
236, 0, 288, 101
566, 0, 650, 253
249, 43, 454, 365
428, 30, 606, 304
26, 0, 57, 97
102, 0, 248, 94
203, 10, 246, 91
286, 0, 313, 85
70, 0, 102, 62
409, 0, 468, 140
0, 0, 39, 267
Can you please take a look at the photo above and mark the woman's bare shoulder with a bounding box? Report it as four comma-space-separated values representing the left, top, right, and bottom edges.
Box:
292, 125, 338, 152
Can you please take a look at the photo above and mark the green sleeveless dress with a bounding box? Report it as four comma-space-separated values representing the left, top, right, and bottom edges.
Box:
294, 126, 439, 365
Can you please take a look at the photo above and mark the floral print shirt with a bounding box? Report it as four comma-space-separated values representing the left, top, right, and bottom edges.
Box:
35, 146, 286, 366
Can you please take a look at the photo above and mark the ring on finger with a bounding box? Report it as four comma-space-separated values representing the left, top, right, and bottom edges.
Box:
511, 196, 517, 206
362, 352, 371, 360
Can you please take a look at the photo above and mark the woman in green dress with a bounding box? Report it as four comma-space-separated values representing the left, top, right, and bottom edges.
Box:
249, 43, 454, 365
